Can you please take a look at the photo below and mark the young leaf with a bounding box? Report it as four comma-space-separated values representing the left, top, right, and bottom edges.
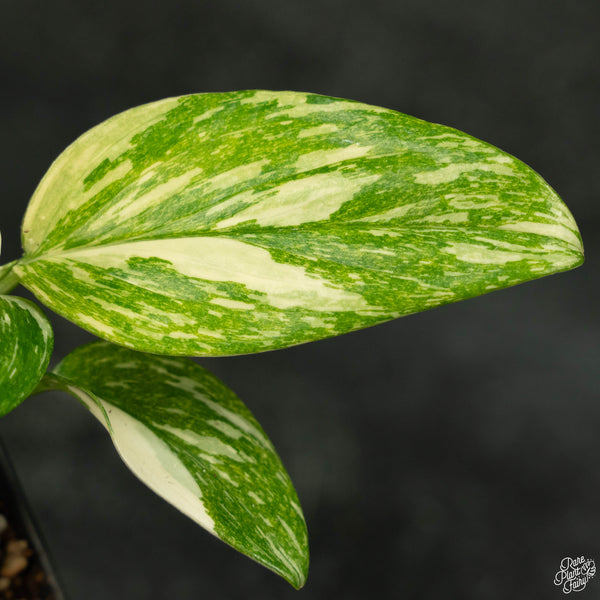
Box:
42, 341, 308, 588
0, 295, 53, 416
15, 91, 583, 356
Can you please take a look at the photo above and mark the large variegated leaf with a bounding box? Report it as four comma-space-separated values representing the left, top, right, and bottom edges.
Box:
0, 295, 53, 416
14, 91, 583, 355
40, 341, 308, 588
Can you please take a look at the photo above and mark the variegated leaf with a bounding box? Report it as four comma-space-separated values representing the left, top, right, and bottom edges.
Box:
0, 294, 53, 416
41, 341, 308, 588
14, 91, 583, 355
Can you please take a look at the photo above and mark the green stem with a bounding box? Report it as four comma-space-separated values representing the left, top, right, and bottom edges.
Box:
32, 373, 112, 431
32, 373, 66, 395
0, 261, 20, 295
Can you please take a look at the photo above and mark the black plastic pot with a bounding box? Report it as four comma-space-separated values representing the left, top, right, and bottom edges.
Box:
0, 440, 67, 599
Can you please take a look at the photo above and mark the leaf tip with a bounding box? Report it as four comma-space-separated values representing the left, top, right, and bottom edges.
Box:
281, 550, 309, 590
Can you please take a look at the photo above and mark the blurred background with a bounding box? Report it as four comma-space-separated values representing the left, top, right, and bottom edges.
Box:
0, 1, 598, 598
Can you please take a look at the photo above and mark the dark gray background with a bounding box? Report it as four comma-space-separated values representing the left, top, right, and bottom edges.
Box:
0, 1, 598, 598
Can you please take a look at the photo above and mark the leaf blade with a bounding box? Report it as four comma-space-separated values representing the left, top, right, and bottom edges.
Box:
16, 91, 583, 355
49, 341, 309, 587
0, 295, 53, 416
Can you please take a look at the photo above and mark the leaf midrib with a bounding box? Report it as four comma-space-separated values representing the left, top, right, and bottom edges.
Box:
19, 218, 580, 267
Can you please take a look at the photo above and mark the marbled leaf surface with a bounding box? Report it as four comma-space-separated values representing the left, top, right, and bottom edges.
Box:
14, 91, 583, 355
43, 341, 308, 587
0, 294, 53, 416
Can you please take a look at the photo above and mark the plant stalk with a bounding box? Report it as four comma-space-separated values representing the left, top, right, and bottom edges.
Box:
0, 261, 19, 295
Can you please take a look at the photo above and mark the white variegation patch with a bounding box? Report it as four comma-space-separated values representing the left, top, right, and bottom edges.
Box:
80, 391, 216, 533
413, 161, 515, 184
442, 243, 527, 264
293, 144, 373, 171
215, 171, 380, 229
498, 221, 582, 252
43, 237, 376, 312
297, 123, 339, 138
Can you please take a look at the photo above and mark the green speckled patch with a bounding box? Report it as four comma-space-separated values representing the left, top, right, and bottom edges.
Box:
0, 294, 53, 416
14, 91, 583, 356
44, 341, 308, 588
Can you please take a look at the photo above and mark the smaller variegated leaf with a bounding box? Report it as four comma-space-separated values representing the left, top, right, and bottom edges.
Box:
0, 295, 53, 416
43, 341, 308, 588
15, 91, 583, 356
